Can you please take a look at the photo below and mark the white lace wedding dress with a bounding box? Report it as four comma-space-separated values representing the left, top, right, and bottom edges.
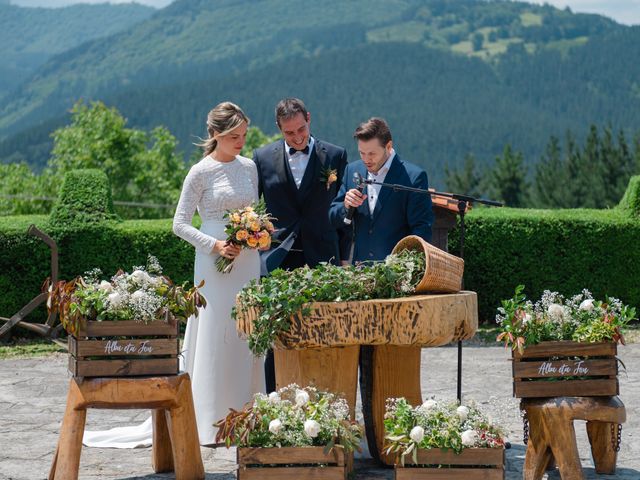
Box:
83, 154, 265, 448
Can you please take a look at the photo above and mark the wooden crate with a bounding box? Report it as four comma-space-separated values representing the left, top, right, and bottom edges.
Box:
68, 318, 179, 377
395, 447, 505, 479
237, 446, 351, 480
512, 341, 618, 398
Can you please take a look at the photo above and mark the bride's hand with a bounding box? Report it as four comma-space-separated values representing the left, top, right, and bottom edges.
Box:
214, 240, 241, 259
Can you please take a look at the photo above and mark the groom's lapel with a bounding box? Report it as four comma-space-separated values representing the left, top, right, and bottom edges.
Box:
371, 156, 401, 224
297, 138, 324, 201
272, 141, 297, 200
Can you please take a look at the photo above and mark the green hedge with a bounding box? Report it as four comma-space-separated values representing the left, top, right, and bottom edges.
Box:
450, 207, 640, 321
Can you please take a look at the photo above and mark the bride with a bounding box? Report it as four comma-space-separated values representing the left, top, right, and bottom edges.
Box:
83, 101, 264, 448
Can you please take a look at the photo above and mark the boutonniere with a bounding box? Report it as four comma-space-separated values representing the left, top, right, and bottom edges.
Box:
319, 166, 338, 191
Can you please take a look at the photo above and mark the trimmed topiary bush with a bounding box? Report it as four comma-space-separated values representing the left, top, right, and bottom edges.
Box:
618, 175, 640, 218
49, 169, 119, 226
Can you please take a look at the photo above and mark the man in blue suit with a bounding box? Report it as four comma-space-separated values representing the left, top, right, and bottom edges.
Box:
254, 97, 349, 391
329, 117, 433, 262
329, 117, 433, 460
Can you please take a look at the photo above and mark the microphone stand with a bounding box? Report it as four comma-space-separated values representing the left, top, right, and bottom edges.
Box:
363, 179, 502, 402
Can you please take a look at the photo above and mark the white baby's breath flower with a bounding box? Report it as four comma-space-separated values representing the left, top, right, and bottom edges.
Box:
304, 419, 321, 438
456, 405, 469, 421
131, 290, 145, 301
268, 392, 280, 404
461, 429, 478, 447
409, 425, 425, 443
295, 389, 310, 406
98, 280, 113, 292
268, 419, 282, 434
579, 299, 594, 311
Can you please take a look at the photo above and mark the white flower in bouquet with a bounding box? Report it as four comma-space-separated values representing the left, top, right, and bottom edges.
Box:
268, 419, 283, 434
295, 389, 310, 406
107, 292, 123, 308
304, 419, 320, 438
547, 303, 565, 321
268, 391, 280, 404
461, 429, 478, 447
456, 405, 469, 421
98, 280, 113, 292
409, 425, 425, 443
131, 290, 145, 301
579, 299, 595, 311
130, 269, 150, 285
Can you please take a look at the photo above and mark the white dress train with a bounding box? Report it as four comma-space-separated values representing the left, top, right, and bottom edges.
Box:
83, 154, 264, 448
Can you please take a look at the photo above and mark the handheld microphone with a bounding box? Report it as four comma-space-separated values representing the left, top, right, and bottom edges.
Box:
343, 172, 365, 225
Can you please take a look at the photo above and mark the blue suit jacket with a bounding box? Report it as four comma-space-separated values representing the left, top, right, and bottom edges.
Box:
329, 155, 433, 263
254, 138, 348, 272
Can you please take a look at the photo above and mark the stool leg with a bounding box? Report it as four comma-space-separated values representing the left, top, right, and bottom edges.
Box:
523, 407, 553, 480
167, 380, 204, 480
545, 414, 584, 480
152, 408, 174, 473
587, 421, 619, 474
49, 379, 86, 480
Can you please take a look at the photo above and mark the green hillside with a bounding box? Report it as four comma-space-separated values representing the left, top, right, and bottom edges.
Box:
0, 3, 155, 99
1, 0, 639, 187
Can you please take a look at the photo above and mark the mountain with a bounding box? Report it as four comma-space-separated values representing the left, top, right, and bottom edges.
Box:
0, 2, 155, 100
1, 0, 639, 186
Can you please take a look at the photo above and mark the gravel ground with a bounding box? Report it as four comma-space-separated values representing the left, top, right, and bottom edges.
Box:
1, 343, 638, 479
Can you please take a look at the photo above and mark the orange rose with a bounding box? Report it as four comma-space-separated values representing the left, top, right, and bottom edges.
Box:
236, 229, 249, 241
246, 236, 259, 248
249, 221, 261, 232
258, 235, 271, 249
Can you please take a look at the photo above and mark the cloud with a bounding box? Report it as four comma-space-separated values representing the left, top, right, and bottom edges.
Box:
527, 0, 640, 25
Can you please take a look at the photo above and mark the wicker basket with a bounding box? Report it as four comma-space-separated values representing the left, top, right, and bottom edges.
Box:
392, 235, 464, 293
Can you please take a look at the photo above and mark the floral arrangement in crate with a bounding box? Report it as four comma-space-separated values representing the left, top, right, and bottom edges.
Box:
384, 397, 505, 465
234, 249, 425, 356
496, 285, 636, 353
215, 384, 363, 453
47, 255, 206, 335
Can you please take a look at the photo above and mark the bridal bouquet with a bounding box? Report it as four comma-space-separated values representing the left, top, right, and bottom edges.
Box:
215, 384, 363, 451
215, 199, 276, 274
46, 255, 206, 335
384, 397, 505, 465
496, 285, 636, 353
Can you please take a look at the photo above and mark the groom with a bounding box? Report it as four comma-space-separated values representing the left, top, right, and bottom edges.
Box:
253, 97, 349, 392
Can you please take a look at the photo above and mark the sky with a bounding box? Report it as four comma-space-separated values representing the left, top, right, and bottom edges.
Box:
8, 1, 640, 25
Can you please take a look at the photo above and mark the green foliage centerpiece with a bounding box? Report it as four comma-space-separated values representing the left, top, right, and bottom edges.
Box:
234, 250, 426, 356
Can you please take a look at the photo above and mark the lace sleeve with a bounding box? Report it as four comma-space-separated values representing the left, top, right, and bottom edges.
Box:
172, 167, 217, 253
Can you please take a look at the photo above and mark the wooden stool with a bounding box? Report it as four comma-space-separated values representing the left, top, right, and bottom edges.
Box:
49, 373, 204, 480
521, 396, 625, 480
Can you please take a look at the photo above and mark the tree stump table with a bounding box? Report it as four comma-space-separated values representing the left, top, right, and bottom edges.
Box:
521, 396, 626, 480
49, 373, 204, 480
236, 291, 478, 465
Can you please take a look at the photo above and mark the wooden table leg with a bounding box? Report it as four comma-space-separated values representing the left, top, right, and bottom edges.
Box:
167, 376, 205, 480
152, 408, 174, 473
587, 421, 619, 474
274, 346, 359, 418
523, 405, 553, 480
49, 379, 86, 480
365, 345, 422, 465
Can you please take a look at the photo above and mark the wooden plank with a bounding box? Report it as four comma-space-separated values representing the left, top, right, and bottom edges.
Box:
70, 357, 178, 377
404, 448, 504, 466
77, 319, 178, 337
238, 466, 345, 480
513, 341, 616, 359
396, 467, 504, 480
514, 378, 618, 398
513, 358, 617, 379
236, 292, 478, 349
73, 338, 178, 358
238, 447, 345, 466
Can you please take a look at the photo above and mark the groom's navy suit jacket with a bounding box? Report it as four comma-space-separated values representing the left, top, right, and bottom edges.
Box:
254, 138, 348, 272
329, 155, 433, 263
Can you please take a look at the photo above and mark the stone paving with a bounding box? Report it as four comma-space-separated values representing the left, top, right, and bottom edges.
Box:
1, 343, 638, 479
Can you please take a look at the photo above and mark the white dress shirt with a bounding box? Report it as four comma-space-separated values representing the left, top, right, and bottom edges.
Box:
285, 137, 315, 188
367, 149, 395, 214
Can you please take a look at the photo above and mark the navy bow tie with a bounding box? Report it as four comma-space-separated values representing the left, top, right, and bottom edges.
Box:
289, 145, 310, 155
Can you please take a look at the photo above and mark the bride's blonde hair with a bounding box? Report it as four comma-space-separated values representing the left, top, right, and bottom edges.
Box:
196, 102, 250, 156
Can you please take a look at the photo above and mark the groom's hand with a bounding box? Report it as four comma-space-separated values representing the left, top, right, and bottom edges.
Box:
344, 188, 366, 209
